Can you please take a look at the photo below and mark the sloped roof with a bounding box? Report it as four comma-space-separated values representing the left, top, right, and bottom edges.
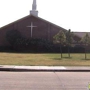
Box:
0, 15, 67, 31
74, 32, 90, 38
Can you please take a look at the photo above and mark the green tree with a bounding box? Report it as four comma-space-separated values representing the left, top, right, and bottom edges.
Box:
73, 35, 81, 44
53, 31, 66, 58
6, 29, 21, 47
81, 33, 90, 59
65, 29, 73, 58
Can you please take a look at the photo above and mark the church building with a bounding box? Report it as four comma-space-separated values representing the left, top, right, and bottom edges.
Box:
0, 0, 67, 48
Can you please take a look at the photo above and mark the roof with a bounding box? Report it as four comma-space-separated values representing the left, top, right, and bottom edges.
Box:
1, 14, 89, 39
0, 15, 67, 31
74, 32, 90, 38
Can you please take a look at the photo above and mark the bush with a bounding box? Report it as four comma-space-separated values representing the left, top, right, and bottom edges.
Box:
13, 38, 53, 52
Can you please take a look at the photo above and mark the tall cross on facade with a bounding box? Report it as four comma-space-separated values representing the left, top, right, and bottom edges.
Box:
27, 22, 37, 38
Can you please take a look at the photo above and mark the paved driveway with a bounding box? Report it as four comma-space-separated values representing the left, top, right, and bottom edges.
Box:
0, 72, 89, 90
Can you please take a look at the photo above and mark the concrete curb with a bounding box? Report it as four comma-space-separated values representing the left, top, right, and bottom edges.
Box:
0, 66, 90, 72
0, 68, 90, 72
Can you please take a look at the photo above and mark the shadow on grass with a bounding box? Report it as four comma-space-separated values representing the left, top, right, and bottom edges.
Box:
62, 57, 72, 59
52, 58, 62, 60
52, 57, 72, 60
81, 58, 90, 60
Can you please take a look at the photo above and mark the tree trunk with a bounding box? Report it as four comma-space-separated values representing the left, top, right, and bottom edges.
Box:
60, 45, 62, 58
85, 45, 87, 60
68, 46, 70, 58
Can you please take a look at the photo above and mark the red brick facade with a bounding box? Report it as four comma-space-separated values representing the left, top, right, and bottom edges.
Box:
0, 15, 67, 46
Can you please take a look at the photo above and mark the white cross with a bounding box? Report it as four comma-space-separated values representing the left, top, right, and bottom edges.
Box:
27, 22, 37, 38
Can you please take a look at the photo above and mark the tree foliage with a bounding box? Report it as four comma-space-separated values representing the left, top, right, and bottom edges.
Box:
81, 33, 90, 59
53, 31, 66, 44
65, 29, 73, 46
6, 29, 21, 46
53, 31, 66, 58
81, 33, 90, 44
65, 29, 74, 57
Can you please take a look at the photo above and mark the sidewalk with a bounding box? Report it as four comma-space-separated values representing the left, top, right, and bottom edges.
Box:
0, 65, 90, 71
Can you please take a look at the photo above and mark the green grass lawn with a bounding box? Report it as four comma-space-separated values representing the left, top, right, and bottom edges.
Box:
0, 52, 90, 66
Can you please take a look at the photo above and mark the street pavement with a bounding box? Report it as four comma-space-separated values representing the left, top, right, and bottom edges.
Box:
0, 65, 90, 90
0, 72, 90, 90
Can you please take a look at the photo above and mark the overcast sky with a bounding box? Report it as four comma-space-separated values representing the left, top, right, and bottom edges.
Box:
0, 0, 90, 32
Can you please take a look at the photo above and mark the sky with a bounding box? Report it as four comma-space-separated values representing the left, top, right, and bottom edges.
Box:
0, 0, 90, 32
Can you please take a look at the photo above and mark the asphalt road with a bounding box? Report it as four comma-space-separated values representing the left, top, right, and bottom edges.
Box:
0, 72, 90, 90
